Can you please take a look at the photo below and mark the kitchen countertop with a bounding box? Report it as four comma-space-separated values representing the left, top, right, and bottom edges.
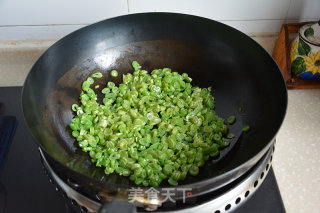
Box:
0, 36, 319, 213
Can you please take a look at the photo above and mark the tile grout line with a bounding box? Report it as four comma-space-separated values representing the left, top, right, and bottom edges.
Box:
284, 0, 293, 22
0, 24, 88, 28
127, 0, 130, 13
0, 18, 319, 28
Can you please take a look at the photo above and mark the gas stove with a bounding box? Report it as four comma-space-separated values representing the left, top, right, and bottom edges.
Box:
0, 87, 286, 213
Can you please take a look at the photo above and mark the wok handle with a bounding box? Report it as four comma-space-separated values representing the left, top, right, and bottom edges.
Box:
98, 200, 137, 213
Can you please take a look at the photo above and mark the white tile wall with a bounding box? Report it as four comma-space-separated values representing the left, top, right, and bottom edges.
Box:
0, 25, 85, 40
221, 20, 285, 35
0, 0, 319, 40
0, 0, 128, 25
286, 0, 320, 20
128, 0, 291, 20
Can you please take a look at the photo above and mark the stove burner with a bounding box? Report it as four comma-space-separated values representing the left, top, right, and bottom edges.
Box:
40, 143, 275, 213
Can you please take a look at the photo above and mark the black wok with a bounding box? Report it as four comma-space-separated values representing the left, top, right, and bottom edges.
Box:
22, 13, 287, 210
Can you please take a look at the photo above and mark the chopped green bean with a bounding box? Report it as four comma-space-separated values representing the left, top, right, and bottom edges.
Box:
107, 81, 115, 88
82, 81, 90, 91
168, 178, 178, 186
242, 125, 250, 132
227, 115, 236, 124
132, 61, 141, 71
227, 133, 235, 139
189, 165, 199, 176
101, 88, 110, 94
71, 104, 79, 112
87, 77, 94, 84
70, 61, 233, 187
91, 72, 103, 78
110, 70, 118, 77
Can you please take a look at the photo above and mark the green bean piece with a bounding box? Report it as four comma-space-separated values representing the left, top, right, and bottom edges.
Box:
168, 178, 178, 186
189, 165, 199, 176
220, 138, 230, 148
242, 125, 250, 132
87, 77, 94, 84
101, 88, 110, 94
71, 104, 79, 112
69, 61, 234, 187
107, 81, 115, 88
110, 70, 118, 77
171, 171, 181, 181
227, 115, 236, 124
91, 72, 103, 78
132, 61, 141, 71
227, 133, 235, 139
82, 81, 90, 91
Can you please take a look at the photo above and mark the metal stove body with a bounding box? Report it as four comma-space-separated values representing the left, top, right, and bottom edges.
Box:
40, 143, 275, 213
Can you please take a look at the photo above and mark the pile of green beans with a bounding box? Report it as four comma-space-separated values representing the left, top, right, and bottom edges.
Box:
69, 61, 233, 187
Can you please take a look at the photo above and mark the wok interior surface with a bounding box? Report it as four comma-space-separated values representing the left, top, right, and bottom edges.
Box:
22, 13, 287, 197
